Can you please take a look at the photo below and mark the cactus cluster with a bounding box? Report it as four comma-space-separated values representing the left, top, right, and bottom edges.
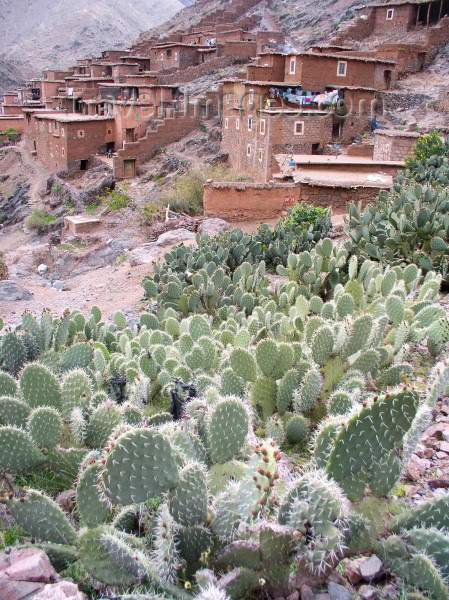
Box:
1, 226, 449, 599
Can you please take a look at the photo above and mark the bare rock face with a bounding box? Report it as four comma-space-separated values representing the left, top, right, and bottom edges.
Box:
0, 280, 33, 301
0, 183, 30, 226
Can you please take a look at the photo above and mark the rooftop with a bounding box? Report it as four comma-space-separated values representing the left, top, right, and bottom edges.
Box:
34, 114, 115, 123
375, 129, 421, 137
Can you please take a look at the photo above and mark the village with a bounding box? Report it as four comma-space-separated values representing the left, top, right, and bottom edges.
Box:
1, 0, 448, 228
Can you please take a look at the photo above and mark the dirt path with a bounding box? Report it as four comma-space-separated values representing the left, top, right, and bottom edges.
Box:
16, 140, 49, 206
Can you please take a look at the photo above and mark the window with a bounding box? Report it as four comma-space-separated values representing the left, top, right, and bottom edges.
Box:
236, 118, 240, 130
61, 128, 65, 137
258, 148, 263, 162
78, 130, 85, 138
247, 144, 252, 157
62, 148, 65, 156
167, 49, 172, 57
249, 89, 254, 106
248, 117, 253, 131
386, 8, 394, 19
260, 119, 266, 135
225, 117, 229, 129
294, 121, 304, 135
337, 61, 347, 77
289, 57, 296, 75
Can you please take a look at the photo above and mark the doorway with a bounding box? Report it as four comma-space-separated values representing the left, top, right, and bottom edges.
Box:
80, 159, 88, 171
384, 70, 393, 89
123, 159, 136, 178
125, 128, 135, 143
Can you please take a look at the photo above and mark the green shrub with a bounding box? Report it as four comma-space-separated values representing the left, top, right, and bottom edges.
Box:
406, 130, 447, 167
140, 202, 162, 225
282, 203, 331, 231
159, 170, 205, 215
97, 187, 131, 212
25, 209, 58, 233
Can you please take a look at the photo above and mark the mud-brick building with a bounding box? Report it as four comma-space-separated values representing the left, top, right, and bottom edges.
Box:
150, 43, 207, 71
371, 0, 449, 33
24, 111, 115, 174
221, 106, 333, 181
284, 53, 396, 90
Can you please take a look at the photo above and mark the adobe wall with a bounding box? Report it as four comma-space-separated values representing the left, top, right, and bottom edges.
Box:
285, 55, 394, 90
113, 114, 199, 178
0, 116, 24, 134
373, 130, 419, 161
203, 180, 382, 220
223, 41, 258, 58
372, 4, 415, 34
347, 142, 374, 157
203, 182, 298, 220
271, 112, 333, 151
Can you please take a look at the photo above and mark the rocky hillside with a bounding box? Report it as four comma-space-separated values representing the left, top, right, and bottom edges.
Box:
136, 0, 376, 50
0, 0, 195, 94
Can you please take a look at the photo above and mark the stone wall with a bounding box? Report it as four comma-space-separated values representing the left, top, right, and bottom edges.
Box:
373, 130, 419, 161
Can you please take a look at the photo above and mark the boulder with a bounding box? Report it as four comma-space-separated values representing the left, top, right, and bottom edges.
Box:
34, 580, 86, 599
5, 550, 57, 582
128, 229, 195, 267
127, 243, 161, 267
155, 228, 195, 248
0, 280, 33, 301
328, 583, 351, 600
198, 218, 230, 237
359, 555, 383, 582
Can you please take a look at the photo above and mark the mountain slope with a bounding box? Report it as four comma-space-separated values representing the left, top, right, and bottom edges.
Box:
0, 0, 195, 93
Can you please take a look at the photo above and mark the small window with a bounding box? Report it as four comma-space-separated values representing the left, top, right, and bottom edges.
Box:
78, 130, 85, 138
225, 117, 229, 129
13, 97, 18, 103
248, 117, 253, 132
289, 57, 296, 75
260, 119, 266, 135
258, 148, 263, 162
62, 148, 65, 156
107, 129, 112, 135
249, 89, 254, 105
247, 144, 251, 157
167, 49, 172, 57
337, 61, 347, 77
61, 128, 65, 137
236, 118, 240, 130
294, 121, 304, 135
386, 8, 394, 19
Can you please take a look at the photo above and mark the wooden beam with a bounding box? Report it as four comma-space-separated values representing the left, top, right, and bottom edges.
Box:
427, 2, 432, 27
